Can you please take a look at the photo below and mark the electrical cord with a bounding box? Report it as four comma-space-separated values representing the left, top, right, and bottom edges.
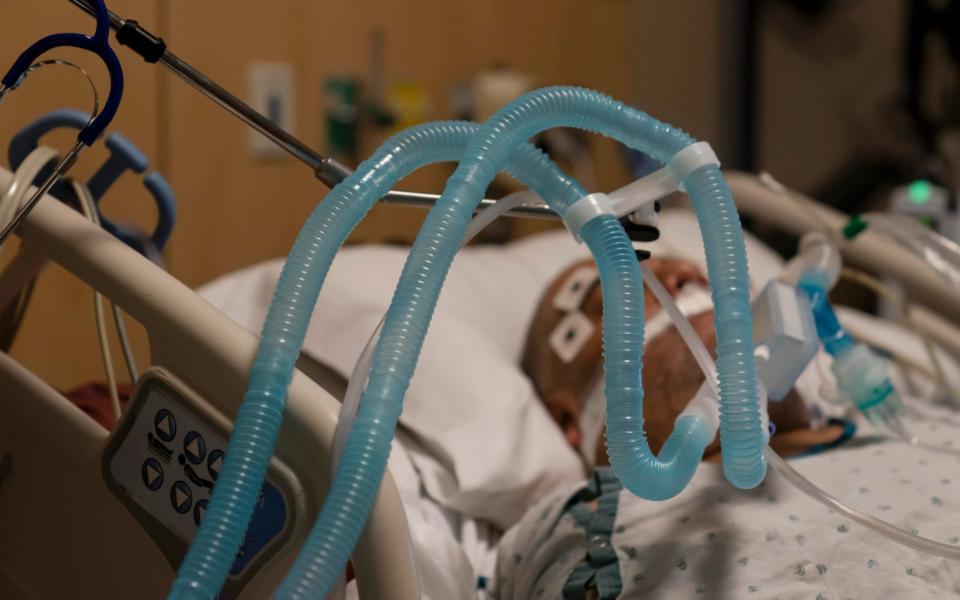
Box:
0, 146, 61, 349
70, 179, 121, 422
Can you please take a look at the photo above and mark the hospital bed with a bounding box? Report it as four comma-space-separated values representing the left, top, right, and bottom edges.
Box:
0, 164, 420, 599
197, 198, 960, 597
4, 158, 960, 598
727, 171, 960, 354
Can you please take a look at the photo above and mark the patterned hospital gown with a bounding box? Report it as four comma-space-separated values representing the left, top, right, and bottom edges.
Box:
490, 407, 960, 599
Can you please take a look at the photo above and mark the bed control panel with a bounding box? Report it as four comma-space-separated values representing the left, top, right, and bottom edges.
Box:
103, 368, 298, 596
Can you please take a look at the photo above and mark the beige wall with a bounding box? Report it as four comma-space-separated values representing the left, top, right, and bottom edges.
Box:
0, 0, 641, 390
161, 0, 636, 288
0, 0, 908, 391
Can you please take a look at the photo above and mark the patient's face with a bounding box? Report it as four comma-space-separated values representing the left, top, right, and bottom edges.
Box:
522, 257, 841, 464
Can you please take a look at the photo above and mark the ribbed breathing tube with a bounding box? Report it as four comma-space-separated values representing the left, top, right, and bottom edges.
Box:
169, 122, 585, 600
278, 86, 766, 598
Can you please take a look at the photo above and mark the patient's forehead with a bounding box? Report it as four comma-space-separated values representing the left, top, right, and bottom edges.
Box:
529, 256, 707, 384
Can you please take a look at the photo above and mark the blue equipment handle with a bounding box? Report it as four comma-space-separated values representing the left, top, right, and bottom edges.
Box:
109, 173, 175, 253
8, 108, 176, 252
0, 0, 123, 146
9, 108, 148, 201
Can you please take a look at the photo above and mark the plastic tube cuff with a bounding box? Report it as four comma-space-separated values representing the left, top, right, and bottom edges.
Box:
609, 141, 720, 218
679, 380, 720, 439
563, 192, 615, 242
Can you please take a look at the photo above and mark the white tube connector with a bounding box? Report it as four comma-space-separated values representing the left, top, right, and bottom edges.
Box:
679, 380, 721, 439
562, 192, 615, 241
780, 230, 842, 290
609, 141, 720, 219
563, 142, 720, 243
680, 379, 770, 444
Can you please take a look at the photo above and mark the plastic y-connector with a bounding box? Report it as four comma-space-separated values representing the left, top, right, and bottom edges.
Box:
563, 141, 720, 243
609, 141, 720, 217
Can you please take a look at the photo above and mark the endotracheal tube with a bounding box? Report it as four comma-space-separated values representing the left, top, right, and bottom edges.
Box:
169, 121, 588, 599
276, 86, 765, 599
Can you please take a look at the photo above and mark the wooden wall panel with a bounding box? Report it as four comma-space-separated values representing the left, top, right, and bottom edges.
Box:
162, 0, 639, 288
0, 0, 726, 390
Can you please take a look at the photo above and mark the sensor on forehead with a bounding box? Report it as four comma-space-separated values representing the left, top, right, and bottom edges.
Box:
549, 265, 600, 363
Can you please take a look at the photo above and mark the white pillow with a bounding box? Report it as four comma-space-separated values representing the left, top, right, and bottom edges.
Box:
199, 243, 586, 530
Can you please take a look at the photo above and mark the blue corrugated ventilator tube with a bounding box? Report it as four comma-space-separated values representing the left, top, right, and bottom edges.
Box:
276, 86, 767, 599
169, 121, 589, 599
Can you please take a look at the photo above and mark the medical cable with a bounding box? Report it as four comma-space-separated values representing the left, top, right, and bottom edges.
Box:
278, 87, 761, 599
860, 213, 960, 292
70, 179, 121, 421
0, 146, 138, 390
0, 146, 60, 348
650, 264, 960, 561
762, 171, 844, 247
171, 121, 590, 600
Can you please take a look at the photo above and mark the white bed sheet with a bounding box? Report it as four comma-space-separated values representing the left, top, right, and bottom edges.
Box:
197, 216, 960, 599
493, 405, 960, 599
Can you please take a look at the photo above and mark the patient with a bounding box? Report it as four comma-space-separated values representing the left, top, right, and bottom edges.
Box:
489, 258, 955, 600
522, 256, 847, 465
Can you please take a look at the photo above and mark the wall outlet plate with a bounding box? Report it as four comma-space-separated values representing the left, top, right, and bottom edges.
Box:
248, 62, 296, 159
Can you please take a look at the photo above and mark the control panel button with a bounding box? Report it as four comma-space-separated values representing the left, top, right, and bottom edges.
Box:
207, 449, 224, 481
194, 498, 208, 526
171, 480, 193, 514
184, 431, 206, 464
154, 409, 177, 442
141, 458, 164, 491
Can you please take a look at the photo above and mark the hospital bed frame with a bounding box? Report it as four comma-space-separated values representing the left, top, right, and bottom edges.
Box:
0, 166, 420, 599
726, 171, 960, 357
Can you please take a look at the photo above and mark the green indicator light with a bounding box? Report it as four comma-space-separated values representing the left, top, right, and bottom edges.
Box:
908, 180, 933, 205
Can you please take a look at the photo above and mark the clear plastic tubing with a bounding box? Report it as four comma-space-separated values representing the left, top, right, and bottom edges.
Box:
331, 190, 538, 469
863, 212, 960, 291
651, 279, 960, 562
279, 86, 765, 598
169, 122, 586, 600
638, 261, 718, 395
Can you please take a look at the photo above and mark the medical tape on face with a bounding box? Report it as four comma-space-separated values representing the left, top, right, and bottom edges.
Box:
644, 284, 714, 346
553, 265, 600, 312
550, 311, 595, 364
549, 265, 601, 363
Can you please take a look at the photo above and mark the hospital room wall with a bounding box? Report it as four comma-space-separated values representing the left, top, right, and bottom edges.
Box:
0, 0, 907, 392
159, 0, 639, 288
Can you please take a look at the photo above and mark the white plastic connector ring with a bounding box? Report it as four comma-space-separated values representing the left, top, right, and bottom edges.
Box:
667, 141, 720, 188
563, 192, 615, 243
